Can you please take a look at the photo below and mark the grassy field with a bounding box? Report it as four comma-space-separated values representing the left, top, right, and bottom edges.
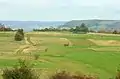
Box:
0, 32, 120, 79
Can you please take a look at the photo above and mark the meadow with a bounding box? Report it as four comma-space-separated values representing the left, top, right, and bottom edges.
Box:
0, 32, 120, 79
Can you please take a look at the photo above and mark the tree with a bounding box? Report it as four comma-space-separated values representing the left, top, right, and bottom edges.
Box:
44, 28, 49, 31
113, 30, 118, 34
79, 23, 88, 33
72, 23, 88, 34
69, 28, 74, 32
14, 29, 24, 41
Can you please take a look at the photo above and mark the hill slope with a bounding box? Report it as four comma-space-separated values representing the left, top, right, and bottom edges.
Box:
61, 20, 120, 30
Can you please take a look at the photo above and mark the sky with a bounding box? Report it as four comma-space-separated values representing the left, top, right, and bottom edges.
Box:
0, 0, 120, 21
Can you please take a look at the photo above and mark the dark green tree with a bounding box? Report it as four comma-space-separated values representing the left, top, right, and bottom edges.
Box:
113, 30, 118, 34
72, 23, 88, 34
79, 23, 88, 33
69, 28, 74, 32
14, 29, 24, 41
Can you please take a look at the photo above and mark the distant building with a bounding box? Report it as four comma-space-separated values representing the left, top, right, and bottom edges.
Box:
0, 23, 13, 31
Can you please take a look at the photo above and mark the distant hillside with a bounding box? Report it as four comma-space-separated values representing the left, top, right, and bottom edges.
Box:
0, 21, 66, 32
61, 20, 120, 30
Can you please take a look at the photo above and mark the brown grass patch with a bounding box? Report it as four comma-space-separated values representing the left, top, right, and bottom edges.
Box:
88, 39, 120, 46
23, 46, 47, 53
50, 71, 98, 79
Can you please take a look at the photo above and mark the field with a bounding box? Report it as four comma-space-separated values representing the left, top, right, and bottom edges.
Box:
0, 32, 120, 79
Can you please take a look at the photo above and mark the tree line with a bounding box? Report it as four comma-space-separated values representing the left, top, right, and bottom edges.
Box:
1, 22, 119, 34
33, 23, 120, 34
33, 23, 89, 34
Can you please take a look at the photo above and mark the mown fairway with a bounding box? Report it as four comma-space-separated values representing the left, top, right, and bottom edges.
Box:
0, 32, 120, 79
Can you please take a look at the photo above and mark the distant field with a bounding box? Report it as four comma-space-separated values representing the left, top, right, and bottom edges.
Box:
0, 32, 120, 79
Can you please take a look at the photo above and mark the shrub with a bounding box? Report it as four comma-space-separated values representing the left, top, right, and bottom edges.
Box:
14, 29, 24, 41
50, 70, 98, 79
72, 74, 97, 79
2, 59, 39, 79
116, 71, 120, 79
116, 66, 120, 79
50, 71, 72, 79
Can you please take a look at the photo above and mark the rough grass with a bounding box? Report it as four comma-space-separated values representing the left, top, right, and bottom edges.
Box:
0, 32, 120, 79
0, 32, 25, 54
88, 39, 120, 46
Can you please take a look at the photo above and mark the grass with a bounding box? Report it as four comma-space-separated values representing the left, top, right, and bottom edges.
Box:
0, 32, 120, 79
0, 59, 17, 68
0, 32, 26, 54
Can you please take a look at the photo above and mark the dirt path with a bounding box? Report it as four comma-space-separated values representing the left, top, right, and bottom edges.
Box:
15, 36, 47, 55
15, 36, 36, 55
16, 45, 30, 54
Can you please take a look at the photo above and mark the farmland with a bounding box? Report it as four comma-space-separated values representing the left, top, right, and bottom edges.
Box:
0, 32, 120, 79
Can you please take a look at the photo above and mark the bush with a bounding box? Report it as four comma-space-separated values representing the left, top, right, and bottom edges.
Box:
116, 71, 120, 79
15, 29, 24, 41
50, 71, 72, 79
116, 66, 120, 79
2, 59, 39, 79
50, 70, 98, 79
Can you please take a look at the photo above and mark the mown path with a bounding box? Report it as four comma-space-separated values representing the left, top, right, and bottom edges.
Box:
15, 36, 36, 54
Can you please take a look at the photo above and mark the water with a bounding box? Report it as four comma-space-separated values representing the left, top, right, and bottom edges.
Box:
0, 21, 67, 32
